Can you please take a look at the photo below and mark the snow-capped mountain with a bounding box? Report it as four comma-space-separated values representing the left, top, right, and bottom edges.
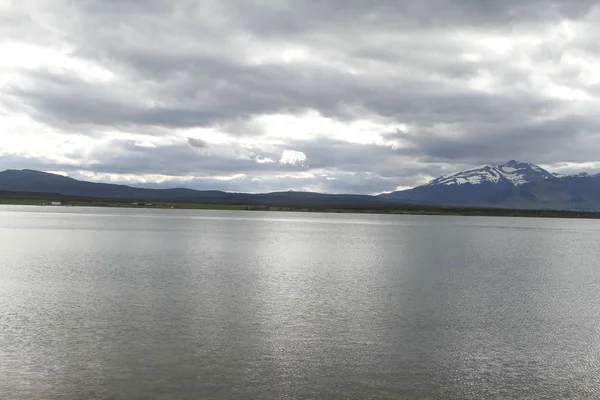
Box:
375, 159, 600, 210
381, 160, 569, 206
427, 160, 555, 187
381, 160, 600, 210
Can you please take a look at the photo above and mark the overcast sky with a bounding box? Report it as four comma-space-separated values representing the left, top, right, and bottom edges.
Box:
2, 0, 600, 193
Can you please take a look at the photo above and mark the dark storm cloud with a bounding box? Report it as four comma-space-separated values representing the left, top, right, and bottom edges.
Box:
397, 114, 600, 166
2, 0, 600, 192
4, 0, 590, 131
81, 140, 295, 176
5, 55, 564, 140
5, 70, 232, 130
204, 0, 598, 40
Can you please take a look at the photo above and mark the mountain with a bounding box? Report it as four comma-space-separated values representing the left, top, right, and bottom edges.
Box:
0, 169, 385, 206
427, 160, 555, 186
381, 161, 600, 211
381, 161, 555, 204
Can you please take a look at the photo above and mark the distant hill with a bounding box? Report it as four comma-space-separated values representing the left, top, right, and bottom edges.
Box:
0, 169, 229, 201
0, 169, 385, 205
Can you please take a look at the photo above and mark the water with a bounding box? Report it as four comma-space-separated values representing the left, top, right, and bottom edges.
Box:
1, 206, 600, 399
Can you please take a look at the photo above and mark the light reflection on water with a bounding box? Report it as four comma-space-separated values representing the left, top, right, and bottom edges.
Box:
1, 206, 600, 399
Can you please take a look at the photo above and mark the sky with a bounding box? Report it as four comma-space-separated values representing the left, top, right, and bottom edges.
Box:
2, 0, 600, 194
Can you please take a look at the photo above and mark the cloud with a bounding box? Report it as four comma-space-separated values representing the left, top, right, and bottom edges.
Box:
255, 156, 275, 164
279, 150, 308, 167
2, 1, 600, 193
187, 137, 208, 149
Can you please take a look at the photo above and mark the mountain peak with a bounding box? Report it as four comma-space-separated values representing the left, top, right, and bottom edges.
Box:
427, 160, 554, 187
503, 159, 521, 165
500, 160, 530, 169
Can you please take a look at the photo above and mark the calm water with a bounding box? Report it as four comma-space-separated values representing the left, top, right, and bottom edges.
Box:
1, 206, 600, 399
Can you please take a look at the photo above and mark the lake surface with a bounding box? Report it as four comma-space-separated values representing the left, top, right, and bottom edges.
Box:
1, 206, 600, 399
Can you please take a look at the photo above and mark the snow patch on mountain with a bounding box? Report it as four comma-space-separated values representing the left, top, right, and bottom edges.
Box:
427, 160, 555, 187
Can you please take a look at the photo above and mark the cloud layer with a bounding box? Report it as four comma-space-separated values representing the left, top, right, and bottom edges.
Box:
2, 0, 600, 193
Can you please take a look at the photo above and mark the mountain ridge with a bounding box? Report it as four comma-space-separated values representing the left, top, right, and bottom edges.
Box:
0, 169, 386, 206
3, 163, 600, 210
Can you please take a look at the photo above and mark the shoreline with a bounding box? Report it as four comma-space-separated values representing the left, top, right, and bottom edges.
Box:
1, 198, 600, 219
